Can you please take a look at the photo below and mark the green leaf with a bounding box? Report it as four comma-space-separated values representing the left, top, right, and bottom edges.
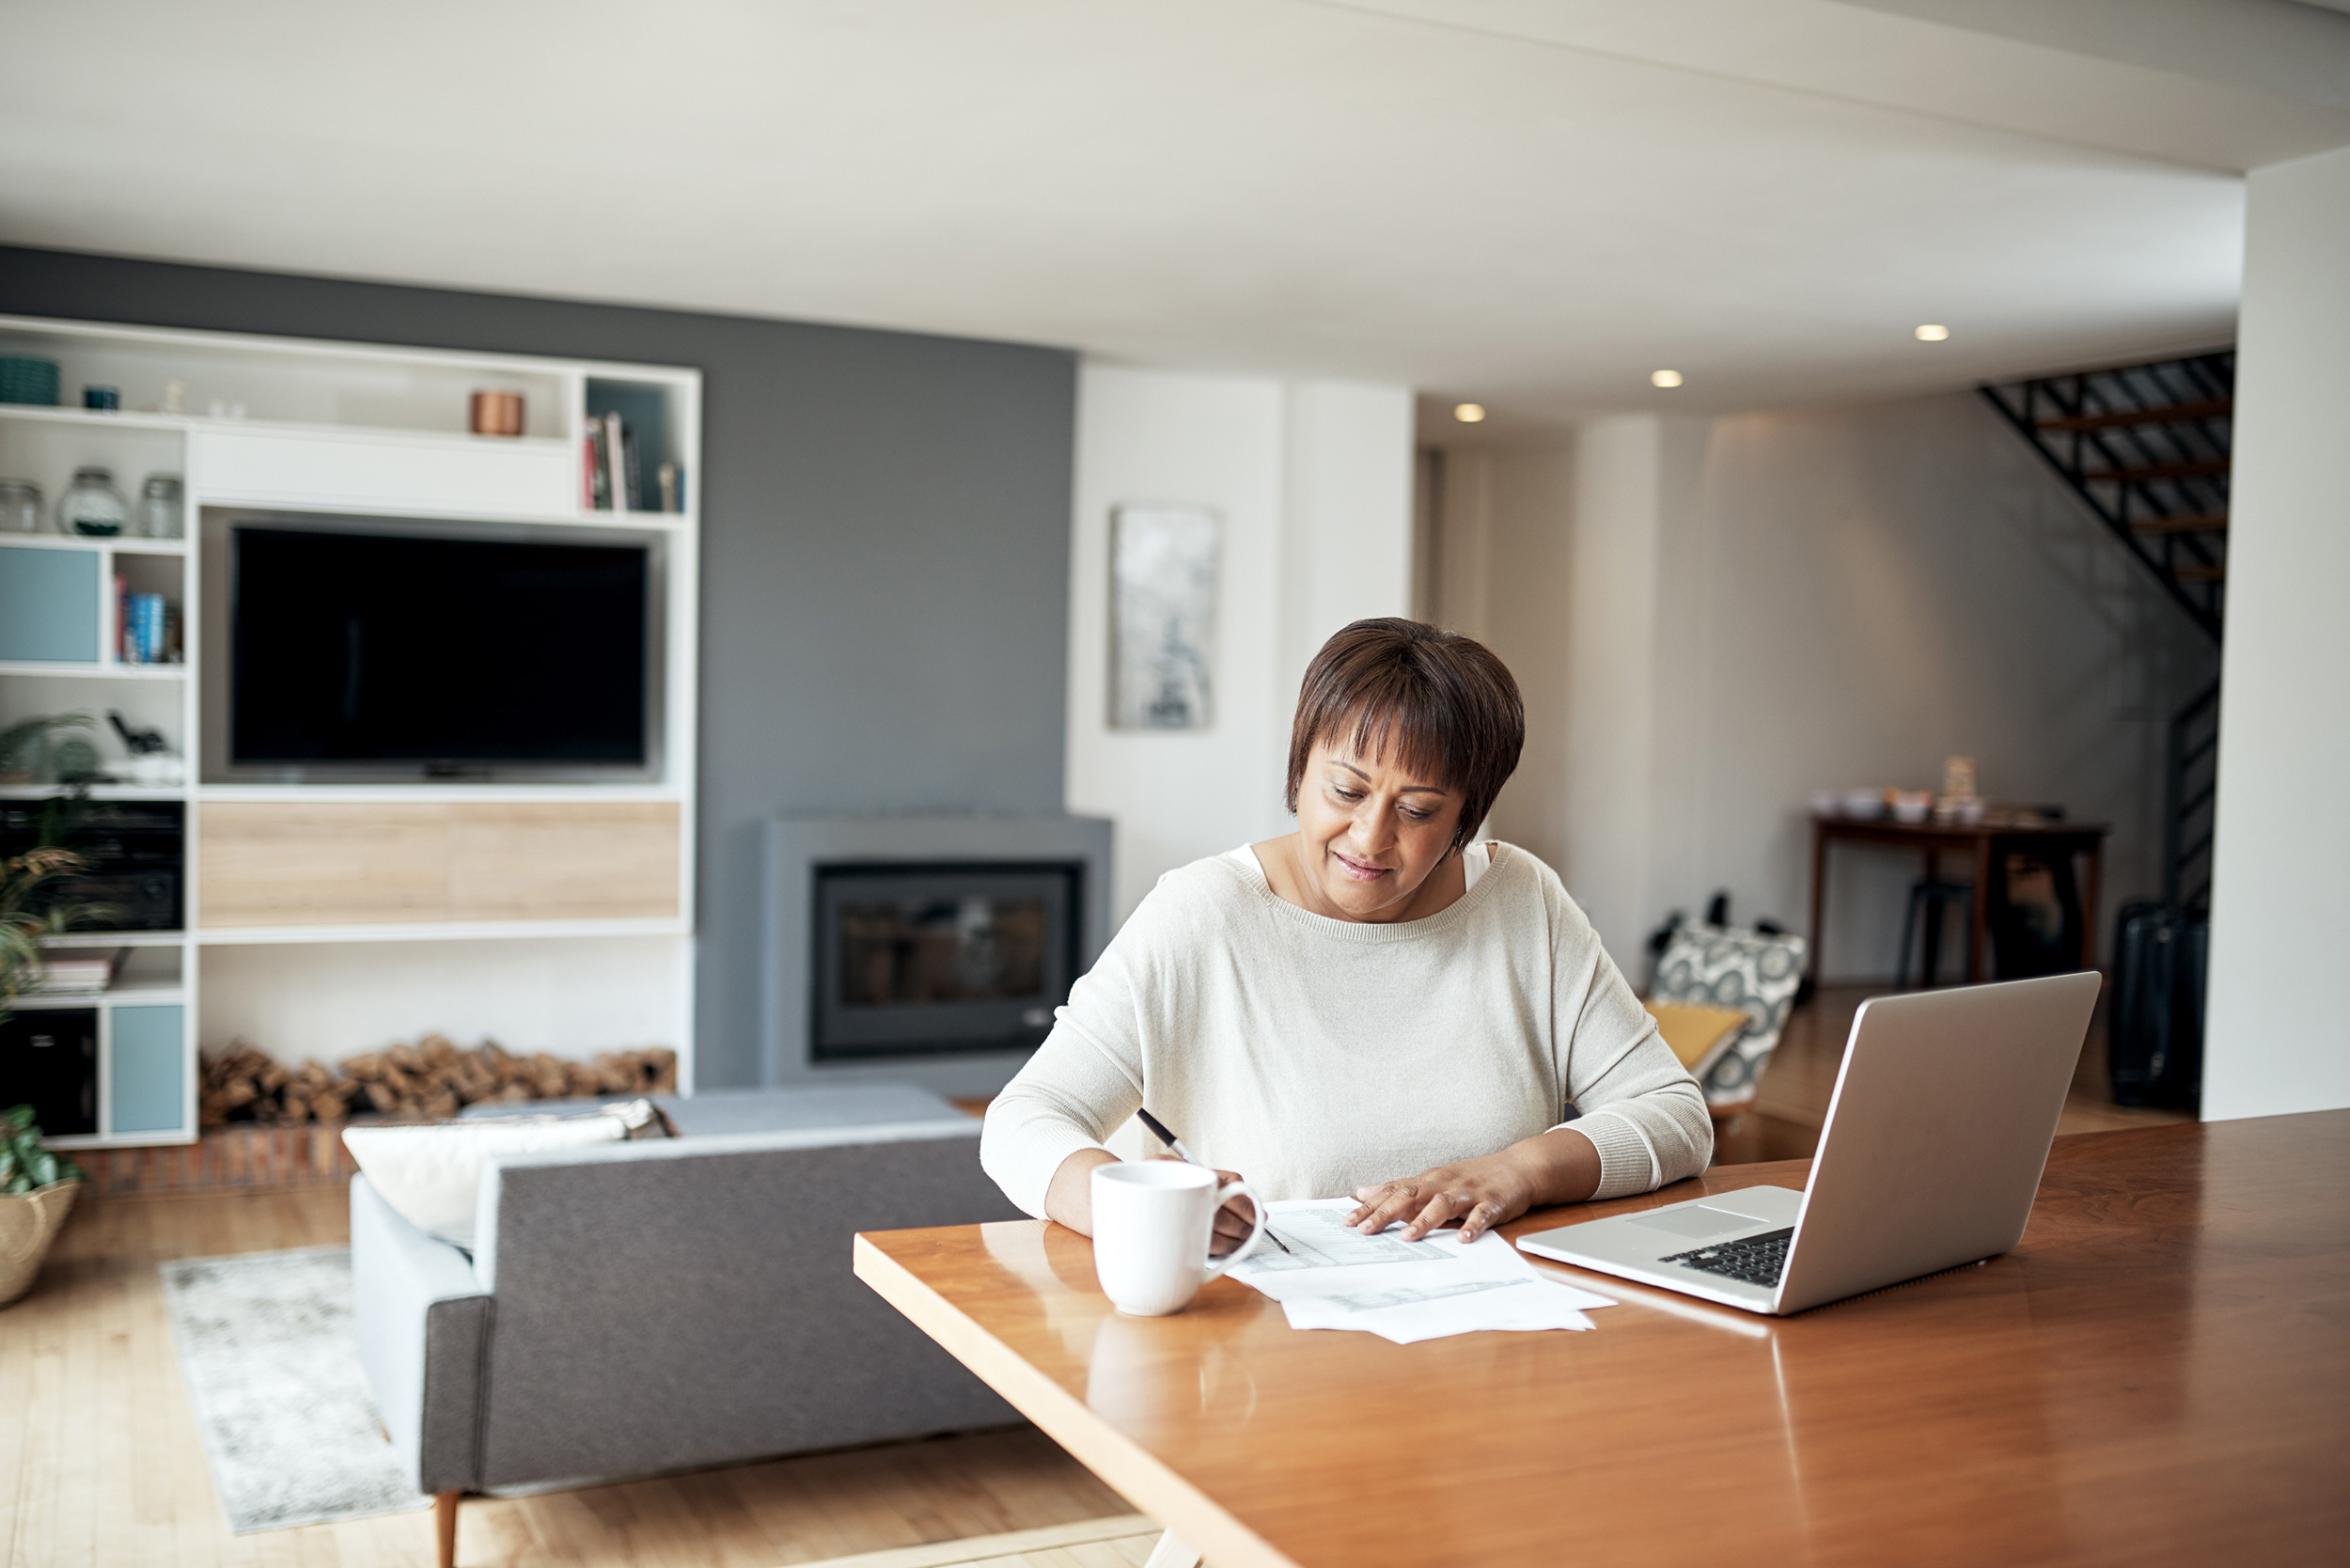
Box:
29, 1150, 58, 1187
2, 1104, 32, 1132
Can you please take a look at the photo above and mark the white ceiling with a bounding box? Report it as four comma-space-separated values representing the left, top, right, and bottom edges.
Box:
4, 0, 2346, 419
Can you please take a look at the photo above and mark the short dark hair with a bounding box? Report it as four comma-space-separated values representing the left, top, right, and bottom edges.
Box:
1285, 618, 1525, 853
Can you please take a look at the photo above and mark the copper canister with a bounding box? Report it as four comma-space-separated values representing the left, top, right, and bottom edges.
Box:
469, 389, 525, 437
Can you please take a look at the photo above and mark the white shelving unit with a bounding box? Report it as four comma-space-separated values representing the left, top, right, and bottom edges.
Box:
0, 315, 701, 1148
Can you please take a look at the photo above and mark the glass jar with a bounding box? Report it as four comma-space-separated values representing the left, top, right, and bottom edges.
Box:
58, 466, 127, 537
138, 473, 183, 539
0, 478, 39, 533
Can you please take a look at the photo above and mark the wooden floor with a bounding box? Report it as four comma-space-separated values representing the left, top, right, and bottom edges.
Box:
0, 1187, 1131, 1568
798, 1515, 1160, 1568
1715, 980, 2192, 1164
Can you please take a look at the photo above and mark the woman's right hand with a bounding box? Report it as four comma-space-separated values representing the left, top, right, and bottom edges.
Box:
1197, 1165, 1257, 1256
1042, 1149, 1256, 1254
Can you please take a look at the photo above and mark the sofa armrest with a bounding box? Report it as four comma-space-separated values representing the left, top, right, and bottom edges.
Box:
350, 1175, 491, 1496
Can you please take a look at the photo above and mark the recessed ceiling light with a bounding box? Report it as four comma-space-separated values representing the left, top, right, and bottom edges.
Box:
1453, 402, 1486, 423
1915, 324, 1950, 341
1651, 369, 1683, 388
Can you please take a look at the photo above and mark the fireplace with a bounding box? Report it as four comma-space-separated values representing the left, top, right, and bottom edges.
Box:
812, 860, 1079, 1061
764, 816, 1114, 1087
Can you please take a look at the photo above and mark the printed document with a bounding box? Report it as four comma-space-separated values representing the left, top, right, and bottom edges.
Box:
1230, 1198, 1614, 1343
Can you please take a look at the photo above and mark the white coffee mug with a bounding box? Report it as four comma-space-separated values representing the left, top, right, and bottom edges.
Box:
1090, 1161, 1267, 1316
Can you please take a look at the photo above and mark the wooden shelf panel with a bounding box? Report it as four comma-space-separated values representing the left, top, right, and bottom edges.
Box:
191, 916, 687, 946
196, 799, 682, 928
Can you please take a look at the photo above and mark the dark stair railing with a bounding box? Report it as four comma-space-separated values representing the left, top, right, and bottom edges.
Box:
2164, 677, 2220, 913
1981, 351, 2232, 642
1981, 351, 2232, 918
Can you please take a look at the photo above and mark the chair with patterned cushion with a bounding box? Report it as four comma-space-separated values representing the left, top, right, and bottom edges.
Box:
1647, 921, 1808, 1119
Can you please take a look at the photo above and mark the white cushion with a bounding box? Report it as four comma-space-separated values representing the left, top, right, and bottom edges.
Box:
343, 1116, 623, 1248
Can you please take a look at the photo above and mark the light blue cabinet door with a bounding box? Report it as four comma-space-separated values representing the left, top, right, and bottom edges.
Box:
0, 546, 101, 663
110, 1005, 185, 1135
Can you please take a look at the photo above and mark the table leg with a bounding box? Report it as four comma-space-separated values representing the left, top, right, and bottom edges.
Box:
1808, 820, 1828, 986
2081, 839, 2104, 972
1968, 838, 1993, 984
1143, 1529, 1201, 1568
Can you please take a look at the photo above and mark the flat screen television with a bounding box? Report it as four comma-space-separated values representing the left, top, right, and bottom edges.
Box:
230, 525, 652, 778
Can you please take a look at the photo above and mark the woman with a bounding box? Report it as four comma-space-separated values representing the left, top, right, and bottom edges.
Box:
980, 618, 1709, 1250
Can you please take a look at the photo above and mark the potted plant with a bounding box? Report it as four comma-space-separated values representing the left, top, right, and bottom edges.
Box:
0, 1105, 85, 1306
0, 713, 104, 788
2, 845, 97, 1308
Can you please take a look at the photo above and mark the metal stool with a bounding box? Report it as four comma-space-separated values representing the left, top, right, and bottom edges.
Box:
1897, 881, 1974, 989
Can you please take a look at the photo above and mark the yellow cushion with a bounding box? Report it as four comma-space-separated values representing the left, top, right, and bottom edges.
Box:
1643, 1001, 1750, 1074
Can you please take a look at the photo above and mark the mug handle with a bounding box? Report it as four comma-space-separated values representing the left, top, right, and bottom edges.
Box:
1199, 1179, 1269, 1278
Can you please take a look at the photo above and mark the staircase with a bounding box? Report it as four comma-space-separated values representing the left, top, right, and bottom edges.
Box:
1981, 352, 2230, 912
2163, 678, 2218, 912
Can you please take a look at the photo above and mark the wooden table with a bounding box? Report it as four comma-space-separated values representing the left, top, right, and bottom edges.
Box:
855, 1114, 2349, 1568
1807, 814, 2109, 985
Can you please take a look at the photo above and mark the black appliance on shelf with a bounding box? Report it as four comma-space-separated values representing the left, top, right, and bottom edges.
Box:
0, 798, 184, 931
0, 1009, 99, 1137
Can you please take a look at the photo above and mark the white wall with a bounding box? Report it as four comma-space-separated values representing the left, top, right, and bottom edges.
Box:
2202, 143, 2350, 1121
1280, 382, 1418, 688
1439, 392, 2217, 980
1447, 445, 1574, 871
1067, 362, 1414, 922
201, 936, 690, 1070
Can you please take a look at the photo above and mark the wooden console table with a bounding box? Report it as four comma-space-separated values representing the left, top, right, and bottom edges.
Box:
1806, 814, 2108, 985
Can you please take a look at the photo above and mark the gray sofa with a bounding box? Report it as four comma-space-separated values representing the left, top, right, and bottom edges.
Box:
349, 1084, 1025, 1567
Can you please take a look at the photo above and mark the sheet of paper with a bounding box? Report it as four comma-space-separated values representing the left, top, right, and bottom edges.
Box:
1235, 1202, 1462, 1273
1279, 1276, 1599, 1342
1231, 1199, 1613, 1341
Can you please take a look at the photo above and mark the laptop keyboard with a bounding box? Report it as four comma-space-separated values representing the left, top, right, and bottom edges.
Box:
1662, 1227, 1794, 1288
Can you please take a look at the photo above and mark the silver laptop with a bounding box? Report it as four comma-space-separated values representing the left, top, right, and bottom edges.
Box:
1518, 972, 2102, 1315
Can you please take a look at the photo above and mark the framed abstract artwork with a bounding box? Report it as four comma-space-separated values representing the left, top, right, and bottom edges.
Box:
1109, 504, 1219, 729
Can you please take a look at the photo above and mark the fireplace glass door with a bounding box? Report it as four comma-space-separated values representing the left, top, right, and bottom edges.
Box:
811, 861, 1081, 1060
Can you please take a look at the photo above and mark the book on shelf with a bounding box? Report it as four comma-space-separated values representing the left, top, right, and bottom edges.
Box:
584, 413, 631, 511
114, 579, 179, 666
582, 430, 606, 510
608, 413, 637, 513
28, 949, 124, 996
581, 411, 682, 513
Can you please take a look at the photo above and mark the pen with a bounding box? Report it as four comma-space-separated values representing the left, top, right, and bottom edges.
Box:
1136, 1107, 1292, 1254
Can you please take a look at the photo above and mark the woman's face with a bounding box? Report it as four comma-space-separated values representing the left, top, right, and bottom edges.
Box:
1292, 736, 1466, 922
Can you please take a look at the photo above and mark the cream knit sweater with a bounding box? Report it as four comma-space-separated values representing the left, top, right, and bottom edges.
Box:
979, 842, 1712, 1217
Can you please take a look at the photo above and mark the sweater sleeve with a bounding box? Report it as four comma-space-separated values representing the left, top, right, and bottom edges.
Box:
979, 877, 1171, 1219
1544, 878, 1713, 1199
979, 1016, 1142, 1219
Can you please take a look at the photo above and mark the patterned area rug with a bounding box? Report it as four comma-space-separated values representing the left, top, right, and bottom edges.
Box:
158, 1246, 429, 1533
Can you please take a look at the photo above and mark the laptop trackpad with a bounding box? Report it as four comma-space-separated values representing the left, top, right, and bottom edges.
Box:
1626, 1205, 1762, 1240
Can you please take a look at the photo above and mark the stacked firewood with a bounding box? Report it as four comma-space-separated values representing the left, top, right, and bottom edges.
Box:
197, 1036, 679, 1128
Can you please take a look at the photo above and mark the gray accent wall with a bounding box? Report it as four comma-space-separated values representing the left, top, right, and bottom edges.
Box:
0, 245, 1076, 1089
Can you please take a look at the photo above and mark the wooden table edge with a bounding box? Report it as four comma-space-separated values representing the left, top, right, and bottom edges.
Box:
853, 1231, 1295, 1568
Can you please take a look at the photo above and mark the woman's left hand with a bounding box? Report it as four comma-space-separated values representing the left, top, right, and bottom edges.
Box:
1345, 1129, 1601, 1243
